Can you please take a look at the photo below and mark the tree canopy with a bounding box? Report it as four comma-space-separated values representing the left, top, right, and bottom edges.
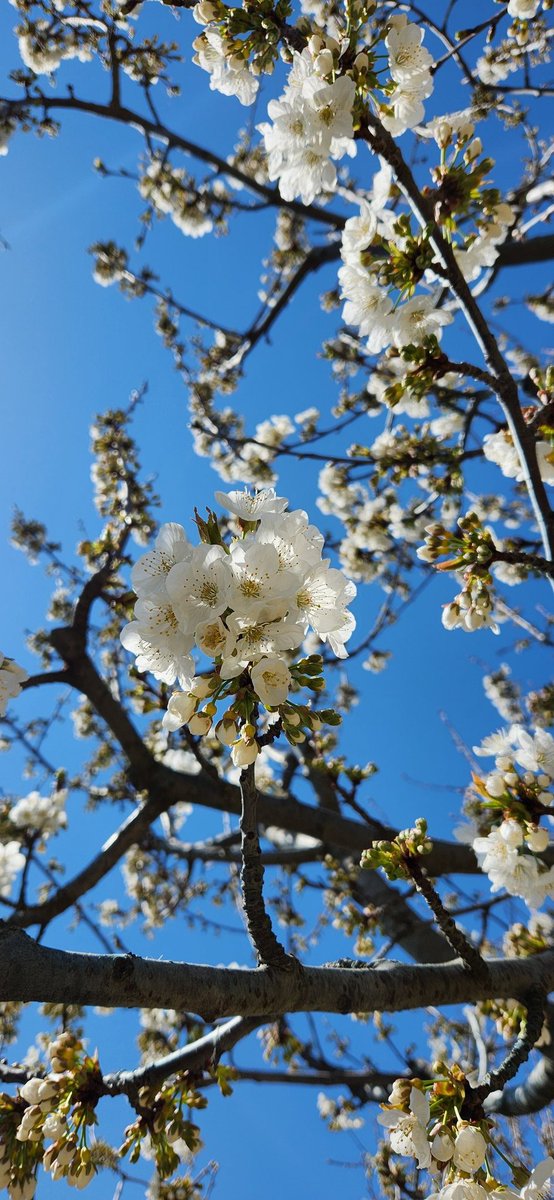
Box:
1, 0, 554, 1198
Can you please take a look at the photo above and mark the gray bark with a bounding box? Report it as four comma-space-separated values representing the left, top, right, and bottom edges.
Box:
1, 926, 553, 1020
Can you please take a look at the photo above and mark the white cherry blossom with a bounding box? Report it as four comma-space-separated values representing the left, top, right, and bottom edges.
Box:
452, 1127, 487, 1174
228, 540, 297, 616
378, 1086, 431, 1169
194, 615, 234, 659
510, 726, 554, 777
440, 1182, 488, 1200
250, 657, 292, 707
193, 30, 258, 105
131, 522, 191, 600
392, 295, 453, 347
0, 840, 25, 897
162, 690, 198, 732
382, 72, 434, 137
167, 544, 232, 631
507, 0, 540, 16
0, 653, 28, 716
258, 53, 356, 204
9, 789, 67, 837
120, 598, 195, 687
214, 487, 287, 520
386, 20, 433, 84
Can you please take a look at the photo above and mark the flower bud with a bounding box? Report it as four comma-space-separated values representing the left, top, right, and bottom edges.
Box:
464, 137, 483, 162
431, 1131, 454, 1162
190, 676, 214, 699
307, 34, 324, 55
485, 772, 506, 798
215, 719, 238, 746
192, 0, 218, 22
231, 738, 259, 767
188, 711, 212, 736
526, 826, 549, 853
314, 49, 334, 76
452, 1125, 487, 1173
500, 818, 524, 846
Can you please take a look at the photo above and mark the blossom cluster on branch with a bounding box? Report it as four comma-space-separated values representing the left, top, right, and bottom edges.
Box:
121, 487, 355, 763
465, 726, 554, 910
378, 1073, 554, 1200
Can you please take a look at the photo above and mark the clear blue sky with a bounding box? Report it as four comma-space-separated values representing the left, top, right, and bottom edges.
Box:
1, 3, 553, 1196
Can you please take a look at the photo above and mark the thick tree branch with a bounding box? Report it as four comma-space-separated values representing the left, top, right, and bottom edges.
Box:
1, 928, 553, 1018
496, 233, 554, 268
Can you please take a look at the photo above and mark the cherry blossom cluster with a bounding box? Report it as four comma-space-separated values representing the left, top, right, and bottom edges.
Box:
8, 788, 68, 840
0, 1033, 99, 1196
1, 1031, 205, 1195
191, 0, 260, 107
138, 159, 216, 240
120, 487, 355, 766
258, 45, 356, 206
379, 1075, 554, 1200
468, 725, 554, 910
417, 513, 501, 635
0, 652, 28, 718
16, 20, 93, 75
0, 787, 67, 901
381, 15, 433, 137
339, 147, 516, 360
476, 8, 550, 87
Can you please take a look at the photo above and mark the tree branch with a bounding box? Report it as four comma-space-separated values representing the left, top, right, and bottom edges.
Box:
484, 1005, 554, 1116
470, 989, 547, 1105
1, 928, 553, 1019
360, 114, 554, 569
104, 1014, 263, 1097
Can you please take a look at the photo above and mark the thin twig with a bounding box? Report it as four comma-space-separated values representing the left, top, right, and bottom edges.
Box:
405, 858, 485, 974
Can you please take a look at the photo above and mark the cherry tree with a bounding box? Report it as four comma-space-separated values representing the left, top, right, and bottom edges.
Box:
1, 0, 554, 1197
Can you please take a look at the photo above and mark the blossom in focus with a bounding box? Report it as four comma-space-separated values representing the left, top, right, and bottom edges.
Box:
385, 19, 433, 84
120, 598, 195, 687
131, 522, 191, 600
452, 1127, 487, 1174
122, 487, 356, 736
377, 1086, 431, 1168
391, 295, 453, 347
258, 50, 355, 205
215, 487, 287, 521
250, 657, 292, 707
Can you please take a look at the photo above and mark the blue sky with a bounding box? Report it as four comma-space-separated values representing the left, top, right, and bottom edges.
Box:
1, 2, 553, 1197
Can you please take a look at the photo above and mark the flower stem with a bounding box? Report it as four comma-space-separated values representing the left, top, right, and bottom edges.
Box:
239, 761, 298, 971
